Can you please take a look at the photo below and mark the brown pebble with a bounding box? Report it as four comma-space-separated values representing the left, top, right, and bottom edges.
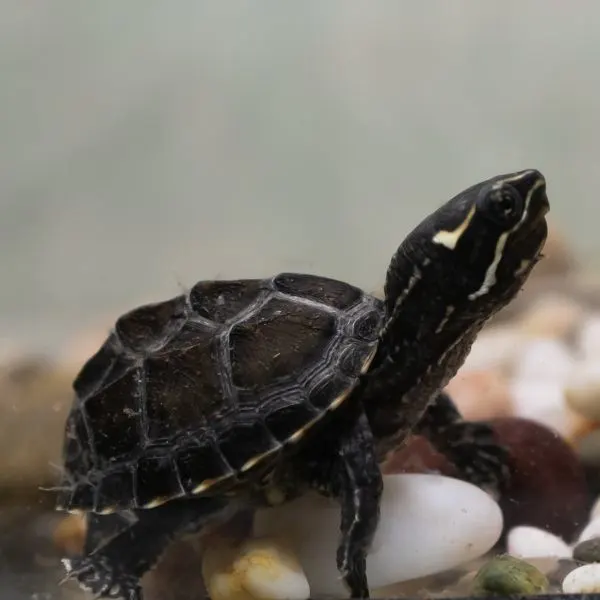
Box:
573, 537, 600, 563
491, 417, 590, 543
382, 435, 457, 477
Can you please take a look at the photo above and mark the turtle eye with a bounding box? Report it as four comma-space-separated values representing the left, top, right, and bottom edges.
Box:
479, 184, 524, 228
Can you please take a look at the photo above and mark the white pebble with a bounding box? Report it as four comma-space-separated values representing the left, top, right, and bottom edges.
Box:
563, 563, 600, 593
253, 474, 503, 596
565, 360, 600, 421
578, 517, 600, 544
513, 339, 576, 383
506, 525, 572, 559
577, 314, 600, 360
202, 536, 310, 600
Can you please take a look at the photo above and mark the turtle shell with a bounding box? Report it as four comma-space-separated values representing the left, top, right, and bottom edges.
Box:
56, 273, 383, 514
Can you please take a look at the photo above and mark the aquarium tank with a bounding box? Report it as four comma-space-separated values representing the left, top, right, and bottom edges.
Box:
3, 3, 600, 599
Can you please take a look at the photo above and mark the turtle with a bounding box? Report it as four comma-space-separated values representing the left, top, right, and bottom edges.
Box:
56, 168, 549, 600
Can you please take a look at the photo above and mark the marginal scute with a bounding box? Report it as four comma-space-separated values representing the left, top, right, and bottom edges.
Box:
338, 341, 372, 377
264, 400, 321, 443
308, 374, 354, 410
273, 273, 363, 310
83, 367, 142, 463
68, 481, 96, 512
229, 298, 336, 389
115, 295, 188, 354
135, 454, 182, 508
95, 470, 135, 514
190, 279, 264, 323
72, 335, 119, 399
175, 441, 233, 494
215, 413, 278, 471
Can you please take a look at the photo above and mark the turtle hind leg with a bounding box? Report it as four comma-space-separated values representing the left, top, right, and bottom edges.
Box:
303, 406, 383, 598
63, 497, 229, 600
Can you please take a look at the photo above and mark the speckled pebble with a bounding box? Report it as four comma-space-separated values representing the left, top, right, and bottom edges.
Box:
573, 536, 600, 563
470, 554, 549, 596
562, 563, 600, 593
201, 536, 310, 600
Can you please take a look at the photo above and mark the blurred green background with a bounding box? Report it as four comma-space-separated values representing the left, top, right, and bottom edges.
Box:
1, 1, 599, 353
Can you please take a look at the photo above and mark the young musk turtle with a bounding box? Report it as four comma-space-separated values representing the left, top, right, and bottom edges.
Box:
56, 169, 549, 600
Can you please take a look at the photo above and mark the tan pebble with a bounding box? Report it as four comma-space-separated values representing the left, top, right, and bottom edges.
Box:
516, 294, 584, 340
202, 537, 310, 600
565, 362, 600, 422
562, 563, 600, 593
53, 514, 87, 556
445, 370, 513, 421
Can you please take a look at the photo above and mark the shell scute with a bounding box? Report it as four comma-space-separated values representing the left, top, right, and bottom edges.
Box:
307, 373, 354, 410
352, 308, 383, 342
83, 366, 143, 462
175, 440, 233, 494
213, 409, 279, 471
190, 279, 264, 323
135, 454, 182, 508
263, 395, 320, 443
229, 298, 337, 389
68, 481, 95, 512
144, 336, 224, 442
273, 272, 363, 310
115, 294, 188, 354
72, 335, 121, 399
95, 469, 135, 513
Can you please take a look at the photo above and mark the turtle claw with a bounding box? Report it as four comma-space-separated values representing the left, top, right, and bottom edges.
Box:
60, 555, 142, 600
438, 421, 511, 491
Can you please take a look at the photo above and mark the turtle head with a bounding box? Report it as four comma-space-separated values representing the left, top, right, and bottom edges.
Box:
384, 169, 549, 318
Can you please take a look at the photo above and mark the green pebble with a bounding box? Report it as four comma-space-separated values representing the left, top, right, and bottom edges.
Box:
471, 554, 549, 596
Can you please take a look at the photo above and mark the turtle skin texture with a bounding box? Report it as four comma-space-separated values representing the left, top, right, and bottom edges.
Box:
58, 168, 550, 600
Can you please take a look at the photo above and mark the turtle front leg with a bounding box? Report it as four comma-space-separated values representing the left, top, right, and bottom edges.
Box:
306, 407, 383, 598
62, 497, 229, 600
414, 390, 510, 491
